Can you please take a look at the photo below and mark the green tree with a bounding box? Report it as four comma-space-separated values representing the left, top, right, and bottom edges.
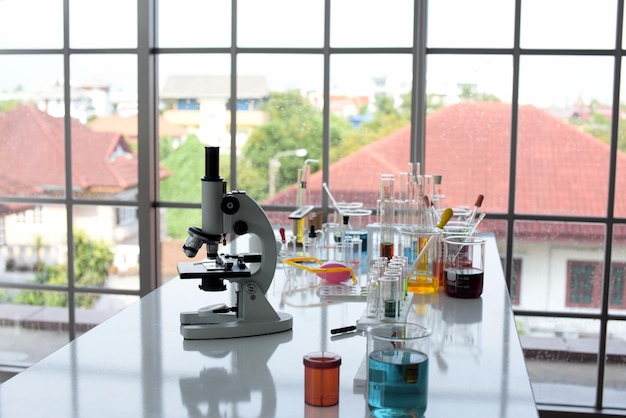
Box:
13, 231, 114, 308
160, 135, 232, 239
240, 90, 352, 199
333, 93, 411, 159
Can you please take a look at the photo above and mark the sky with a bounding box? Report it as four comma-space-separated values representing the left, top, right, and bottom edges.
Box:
0, 0, 622, 108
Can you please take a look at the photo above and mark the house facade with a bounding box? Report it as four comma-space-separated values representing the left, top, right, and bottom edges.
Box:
159, 75, 270, 151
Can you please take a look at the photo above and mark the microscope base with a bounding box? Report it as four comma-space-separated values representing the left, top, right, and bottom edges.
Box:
180, 312, 293, 339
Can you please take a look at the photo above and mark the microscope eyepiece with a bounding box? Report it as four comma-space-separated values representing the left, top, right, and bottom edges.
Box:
204, 147, 221, 181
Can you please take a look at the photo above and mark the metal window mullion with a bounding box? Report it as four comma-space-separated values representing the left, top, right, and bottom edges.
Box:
62, 0, 77, 342
230, 0, 238, 189
505, 0, 522, 296
321, 0, 331, 220
137, 0, 159, 292
594, 0, 625, 410
410, 0, 427, 169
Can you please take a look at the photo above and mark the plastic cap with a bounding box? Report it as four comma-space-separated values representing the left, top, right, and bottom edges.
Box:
303, 352, 342, 369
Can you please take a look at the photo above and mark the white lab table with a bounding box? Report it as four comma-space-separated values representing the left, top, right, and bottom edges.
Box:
0, 234, 538, 417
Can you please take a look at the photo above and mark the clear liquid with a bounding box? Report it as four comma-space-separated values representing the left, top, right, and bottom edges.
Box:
368, 348, 428, 417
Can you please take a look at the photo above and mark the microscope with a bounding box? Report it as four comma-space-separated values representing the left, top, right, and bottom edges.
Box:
177, 146, 293, 339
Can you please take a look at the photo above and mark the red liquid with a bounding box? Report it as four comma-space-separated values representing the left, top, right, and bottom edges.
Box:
444, 267, 483, 298
380, 242, 394, 259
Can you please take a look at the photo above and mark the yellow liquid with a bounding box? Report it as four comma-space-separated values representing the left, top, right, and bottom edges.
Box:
407, 274, 439, 294
416, 236, 429, 272
295, 218, 305, 243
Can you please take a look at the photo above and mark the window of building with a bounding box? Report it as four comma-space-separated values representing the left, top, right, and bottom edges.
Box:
567, 261, 601, 307
609, 263, 626, 309
566, 261, 626, 310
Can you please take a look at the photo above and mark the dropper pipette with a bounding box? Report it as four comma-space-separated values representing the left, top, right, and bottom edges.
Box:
424, 195, 441, 223
452, 211, 487, 259
407, 208, 454, 277
465, 194, 484, 225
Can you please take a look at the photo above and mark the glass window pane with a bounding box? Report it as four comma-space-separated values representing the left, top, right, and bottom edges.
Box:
604, 320, 626, 409
617, 59, 626, 218
0, 0, 63, 49
0, 204, 67, 294
157, 0, 231, 48
513, 220, 605, 313
519, 56, 614, 108
517, 56, 614, 216
519, 316, 600, 407
158, 54, 232, 205
330, 0, 414, 47
70, 54, 137, 118
521, 0, 617, 49
426, 55, 513, 214
428, 0, 515, 48
320, 54, 413, 208
70, 54, 138, 200
239, 0, 323, 48
610, 224, 626, 313
0, 97, 67, 198
0, 55, 64, 107
0, 292, 70, 366
73, 205, 139, 291
237, 54, 323, 201
160, 208, 206, 282
70, 0, 137, 49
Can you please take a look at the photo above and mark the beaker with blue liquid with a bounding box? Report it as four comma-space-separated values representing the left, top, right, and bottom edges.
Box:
366, 322, 431, 417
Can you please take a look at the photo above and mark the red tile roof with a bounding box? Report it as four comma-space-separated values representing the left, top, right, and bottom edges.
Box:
0, 104, 169, 198
264, 102, 626, 218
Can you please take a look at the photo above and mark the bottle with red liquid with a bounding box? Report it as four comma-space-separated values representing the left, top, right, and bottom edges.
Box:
303, 352, 341, 406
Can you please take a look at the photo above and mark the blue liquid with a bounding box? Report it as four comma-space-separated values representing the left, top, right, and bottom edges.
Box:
368, 348, 428, 417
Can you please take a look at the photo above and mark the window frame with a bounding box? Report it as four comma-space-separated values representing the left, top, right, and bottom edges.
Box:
0, 1, 624, 415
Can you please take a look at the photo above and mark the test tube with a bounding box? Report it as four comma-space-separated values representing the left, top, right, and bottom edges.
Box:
378, 269, 402, 319
432, 174, 444, 209
345, 237, 363, 285
366, 258, 387, 318
379, 174, 395, 260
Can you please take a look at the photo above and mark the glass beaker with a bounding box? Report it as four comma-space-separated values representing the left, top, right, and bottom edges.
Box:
443, 236, 485, 298
400, 227, 440, 294
366, 323, 431, 417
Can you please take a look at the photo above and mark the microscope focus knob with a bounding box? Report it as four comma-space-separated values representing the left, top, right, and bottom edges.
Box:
233, 220, 248, 235
221, 195, 240, 214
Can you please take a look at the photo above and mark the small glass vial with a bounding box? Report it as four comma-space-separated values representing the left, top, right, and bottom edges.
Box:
303, 352, 342, 406
378, 269, 402, 319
